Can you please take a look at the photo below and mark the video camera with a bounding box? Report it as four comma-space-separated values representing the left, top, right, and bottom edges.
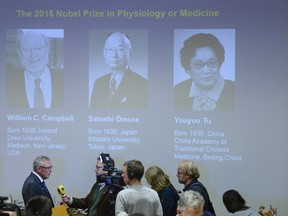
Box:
98, 153, 124, 186
0, 196, 17, 215
98, 153, 124, 216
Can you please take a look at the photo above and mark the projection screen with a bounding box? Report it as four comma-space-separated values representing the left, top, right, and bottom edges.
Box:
1, 0, 287, 215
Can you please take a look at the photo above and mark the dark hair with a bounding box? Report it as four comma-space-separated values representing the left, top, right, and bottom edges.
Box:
180, 33, 225, 71
25, 196, 52, 216
222, 189, 248, 213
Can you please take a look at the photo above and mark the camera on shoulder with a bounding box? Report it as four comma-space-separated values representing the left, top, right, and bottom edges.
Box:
98, 153, 125, 187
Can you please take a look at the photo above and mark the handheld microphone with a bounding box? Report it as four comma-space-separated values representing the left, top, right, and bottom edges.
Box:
57, 185, 66, 196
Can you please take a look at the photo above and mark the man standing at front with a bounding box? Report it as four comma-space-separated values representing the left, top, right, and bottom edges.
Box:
22, 155, 54, 207
115, 160, 163, 216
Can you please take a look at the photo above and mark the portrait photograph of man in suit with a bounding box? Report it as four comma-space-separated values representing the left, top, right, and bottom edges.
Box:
89, 30, 148, 109
6, 29, 64, 109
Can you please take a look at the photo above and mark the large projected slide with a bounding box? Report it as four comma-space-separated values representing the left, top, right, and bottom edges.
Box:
1, 0, 288, 215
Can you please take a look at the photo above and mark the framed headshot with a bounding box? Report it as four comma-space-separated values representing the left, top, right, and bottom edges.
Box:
6, 29, 64, 109
173, 29, 235, 111
89, 29, 148, 109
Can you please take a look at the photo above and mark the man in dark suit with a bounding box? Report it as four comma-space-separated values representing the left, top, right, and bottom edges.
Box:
22, 156, 54, 207
61, 155, 123, 216
90, 32, 147, 109
174, 33, 234, 111
7, 30, 64, 109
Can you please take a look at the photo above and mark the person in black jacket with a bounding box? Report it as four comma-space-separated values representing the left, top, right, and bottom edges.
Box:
145, 166, 180, 216
177, 160, 216, 215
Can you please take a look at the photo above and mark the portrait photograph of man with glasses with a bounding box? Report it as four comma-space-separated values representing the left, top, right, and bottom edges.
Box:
89, 30, 148, 109
173, 29, 235, 111
6, 29, 64, 109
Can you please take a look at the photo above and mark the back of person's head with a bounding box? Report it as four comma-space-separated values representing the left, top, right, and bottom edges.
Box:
177, 190, 205, 211
222, 189, 248, 213
145, 166, 170, 192
124, 160, 144, 181
180, 160, 200, 180
25, 195, 52, 216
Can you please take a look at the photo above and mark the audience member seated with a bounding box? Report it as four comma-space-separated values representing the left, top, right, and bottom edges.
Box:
25, 195, 52, 216
222, 189, 260, 216
177, 190, 214, 216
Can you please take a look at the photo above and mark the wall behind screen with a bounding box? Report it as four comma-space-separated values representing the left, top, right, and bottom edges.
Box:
1, 0, 288, 215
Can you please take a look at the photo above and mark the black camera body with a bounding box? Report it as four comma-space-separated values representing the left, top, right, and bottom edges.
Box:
97, 153, 124, 216
99, 169, 124, 186
0, 196, 16, 213
98, 153, 125, 187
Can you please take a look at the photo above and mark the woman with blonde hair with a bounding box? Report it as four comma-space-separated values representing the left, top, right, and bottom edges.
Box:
145, 166, 180, 216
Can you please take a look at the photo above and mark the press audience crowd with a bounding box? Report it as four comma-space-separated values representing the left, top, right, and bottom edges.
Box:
1, 155, 262, 216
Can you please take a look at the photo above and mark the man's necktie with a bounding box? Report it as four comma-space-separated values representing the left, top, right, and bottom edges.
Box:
41, 181, 54, 207
42, 181, 49, 194
34, 78, 45, 109
107, 77, 116, 107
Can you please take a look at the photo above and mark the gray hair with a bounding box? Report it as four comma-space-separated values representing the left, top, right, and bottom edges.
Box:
105, 31, 132, 49
17, 30, 50, 50
33, 156, 50, 171
178, 190, 205, 212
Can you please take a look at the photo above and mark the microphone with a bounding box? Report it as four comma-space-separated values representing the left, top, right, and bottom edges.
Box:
57, 185, 70, 207
57, 185, 66, 196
